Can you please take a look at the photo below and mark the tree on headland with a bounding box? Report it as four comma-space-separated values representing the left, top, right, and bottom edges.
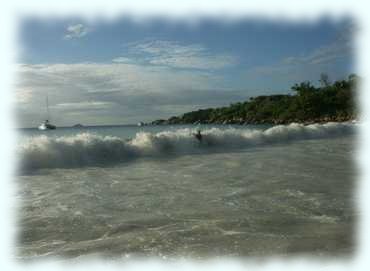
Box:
151, 74, 358, 125
319, 73, 331, 87
291, 81, 316, 96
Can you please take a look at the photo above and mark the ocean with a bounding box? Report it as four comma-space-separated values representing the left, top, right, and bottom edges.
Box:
16, 122, 357, 259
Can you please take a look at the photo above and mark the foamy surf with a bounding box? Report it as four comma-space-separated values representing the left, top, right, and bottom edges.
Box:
18, 122, 355, 172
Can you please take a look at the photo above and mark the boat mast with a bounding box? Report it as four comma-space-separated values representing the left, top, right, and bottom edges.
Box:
46, 95, 50, 120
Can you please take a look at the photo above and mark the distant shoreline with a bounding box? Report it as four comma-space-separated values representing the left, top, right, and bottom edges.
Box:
151, 118, 357, 125
17, 119, 356, 130
150, 75, 357, 126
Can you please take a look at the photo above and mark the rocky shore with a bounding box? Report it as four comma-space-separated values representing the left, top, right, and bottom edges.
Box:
151, 115, 355, 126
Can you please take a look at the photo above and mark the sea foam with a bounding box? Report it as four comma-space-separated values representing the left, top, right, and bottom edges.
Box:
18, 122, 355, 172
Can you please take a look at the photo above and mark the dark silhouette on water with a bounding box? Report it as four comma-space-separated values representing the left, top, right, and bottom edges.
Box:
193, 130, 202, 142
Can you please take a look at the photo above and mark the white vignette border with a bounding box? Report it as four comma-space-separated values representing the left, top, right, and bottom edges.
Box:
1, 0, 370, 270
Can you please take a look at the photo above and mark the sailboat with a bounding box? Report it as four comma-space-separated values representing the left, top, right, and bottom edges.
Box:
38, 95, 56, 130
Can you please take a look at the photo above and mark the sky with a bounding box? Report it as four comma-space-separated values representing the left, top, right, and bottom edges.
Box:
16, 18, 354, 127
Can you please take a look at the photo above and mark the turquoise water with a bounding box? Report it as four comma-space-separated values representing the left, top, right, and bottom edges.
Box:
16, 123, 356, 259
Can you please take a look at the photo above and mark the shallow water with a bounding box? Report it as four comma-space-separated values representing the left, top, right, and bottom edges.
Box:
16, 123, 357, 259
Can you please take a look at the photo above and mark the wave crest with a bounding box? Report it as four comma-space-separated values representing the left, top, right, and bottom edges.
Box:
18, 122, 355, 172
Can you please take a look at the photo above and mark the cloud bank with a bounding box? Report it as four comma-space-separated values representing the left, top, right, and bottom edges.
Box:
116, 40, 237, 70
15, 62, 246, 127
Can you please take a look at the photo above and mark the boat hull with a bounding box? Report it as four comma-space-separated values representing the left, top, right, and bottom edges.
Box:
38, 123, 56, 130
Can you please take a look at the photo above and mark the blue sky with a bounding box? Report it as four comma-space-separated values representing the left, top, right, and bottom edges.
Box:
16, 18, 354, 127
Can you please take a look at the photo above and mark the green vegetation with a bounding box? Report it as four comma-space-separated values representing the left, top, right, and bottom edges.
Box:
151, 74, 358, 125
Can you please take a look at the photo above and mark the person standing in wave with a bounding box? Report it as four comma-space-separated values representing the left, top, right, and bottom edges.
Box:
193, 129, 202, 142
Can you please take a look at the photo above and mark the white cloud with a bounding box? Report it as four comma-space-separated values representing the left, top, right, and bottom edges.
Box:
52, 101, 115, 110
282, 26, 352, 66
15, 88, 33, 104
64, 24, 91, 39
242, 29, 353, 90
115, 40, 237, 70
111, 57, 134, 63
16, 63, 215, 96
282, 42, 351, 65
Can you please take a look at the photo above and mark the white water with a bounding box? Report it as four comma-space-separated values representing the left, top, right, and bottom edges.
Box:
18, 122, 354, 172
16, 123, 356, 259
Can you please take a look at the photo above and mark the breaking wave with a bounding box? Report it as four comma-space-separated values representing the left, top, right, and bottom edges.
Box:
18, 122, 355, 172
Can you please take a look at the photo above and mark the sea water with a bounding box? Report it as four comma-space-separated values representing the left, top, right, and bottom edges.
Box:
15, 123, 357, 259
